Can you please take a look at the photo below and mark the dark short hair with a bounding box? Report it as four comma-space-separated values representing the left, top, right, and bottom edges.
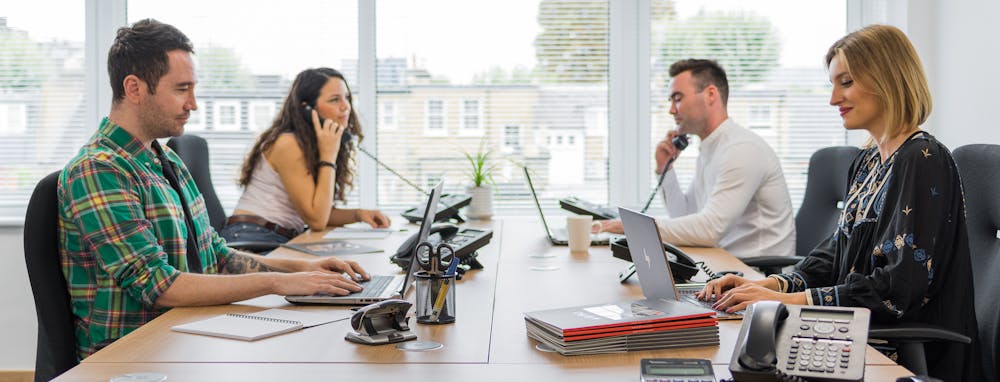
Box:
107, 19, 193, 103
668, 59, 729, 106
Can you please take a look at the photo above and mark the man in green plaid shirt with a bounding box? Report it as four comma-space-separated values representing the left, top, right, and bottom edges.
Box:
58, 19, 370, 359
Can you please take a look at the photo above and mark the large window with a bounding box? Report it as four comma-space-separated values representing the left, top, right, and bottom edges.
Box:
0, 3, 86, 222
0, 1, 873, 222
647, 0, 865, 214
127, 0, 360, 212
376, 0, 610, 213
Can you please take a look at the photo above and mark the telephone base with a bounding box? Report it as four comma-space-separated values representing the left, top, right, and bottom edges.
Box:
618, 263, 636, 283
345, 329, 417, 345
452, 252, 484, 280
401, 194, 472, 224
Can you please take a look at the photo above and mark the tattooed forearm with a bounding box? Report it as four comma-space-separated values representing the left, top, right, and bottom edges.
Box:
221, 253, 278, 274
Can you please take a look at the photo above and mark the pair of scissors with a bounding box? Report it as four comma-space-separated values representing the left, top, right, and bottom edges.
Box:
414, 242, 455, 276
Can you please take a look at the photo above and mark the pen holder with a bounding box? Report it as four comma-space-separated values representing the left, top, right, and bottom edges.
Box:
414, 271, 456, 324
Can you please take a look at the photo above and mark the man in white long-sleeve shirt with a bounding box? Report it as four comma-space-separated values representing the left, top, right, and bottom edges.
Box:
598, 59, 795, 259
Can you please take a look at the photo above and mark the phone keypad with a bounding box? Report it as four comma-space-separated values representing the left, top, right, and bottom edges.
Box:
785, 338, 854, 374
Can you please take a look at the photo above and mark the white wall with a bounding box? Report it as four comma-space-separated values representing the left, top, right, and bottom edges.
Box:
0, 227, 37, 370
906, 0, 1000, 148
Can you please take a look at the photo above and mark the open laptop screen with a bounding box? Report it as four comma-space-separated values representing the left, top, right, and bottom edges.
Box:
399, 181, 444, 295
618, 207, 680, 301
522, 166, 555, 238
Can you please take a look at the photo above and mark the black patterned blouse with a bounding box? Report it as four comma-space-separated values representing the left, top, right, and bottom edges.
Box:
770, 131, 981, 380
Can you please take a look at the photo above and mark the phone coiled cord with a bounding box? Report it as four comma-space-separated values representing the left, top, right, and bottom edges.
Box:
696, 261, 717, 279
773, 368, 808, 382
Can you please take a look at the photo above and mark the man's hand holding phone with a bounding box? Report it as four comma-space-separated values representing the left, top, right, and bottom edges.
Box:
655, 130, 685, 174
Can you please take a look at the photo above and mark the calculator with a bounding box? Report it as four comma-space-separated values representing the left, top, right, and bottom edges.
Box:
640, 358, 716, 382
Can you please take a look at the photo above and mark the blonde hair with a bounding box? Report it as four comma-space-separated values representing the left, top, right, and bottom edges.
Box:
825, 25, 932, 143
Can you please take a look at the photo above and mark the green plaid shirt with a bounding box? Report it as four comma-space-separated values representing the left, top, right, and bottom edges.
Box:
58, 118, 235, 358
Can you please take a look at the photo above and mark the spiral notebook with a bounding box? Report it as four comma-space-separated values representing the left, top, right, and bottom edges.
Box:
171, 308, 350, 341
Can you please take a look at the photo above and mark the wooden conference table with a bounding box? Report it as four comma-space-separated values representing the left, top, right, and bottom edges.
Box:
56, 217, 911, 381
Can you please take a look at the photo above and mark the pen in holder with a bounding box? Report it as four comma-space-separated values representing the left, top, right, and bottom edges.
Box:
415, 260, 458, 324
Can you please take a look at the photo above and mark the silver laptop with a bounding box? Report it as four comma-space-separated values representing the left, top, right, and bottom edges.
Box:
619, 207, 742, 319
523, 166, 613, 246
285, 182, 443, 305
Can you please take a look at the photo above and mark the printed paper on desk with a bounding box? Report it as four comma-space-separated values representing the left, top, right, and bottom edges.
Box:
281, 240, 384, 256
324, 227, 394, 240
248, 308, 351, 328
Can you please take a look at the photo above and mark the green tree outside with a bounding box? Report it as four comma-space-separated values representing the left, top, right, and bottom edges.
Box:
656, 10, 782, 88
195, 45, 255, 91
0, 26, 53, 89
534, 0, 678, 84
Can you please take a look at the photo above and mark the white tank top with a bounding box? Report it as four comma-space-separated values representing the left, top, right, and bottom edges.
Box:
233, 155, 306, 231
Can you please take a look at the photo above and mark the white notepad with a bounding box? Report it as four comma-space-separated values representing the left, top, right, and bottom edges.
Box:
171, 308, 350, 341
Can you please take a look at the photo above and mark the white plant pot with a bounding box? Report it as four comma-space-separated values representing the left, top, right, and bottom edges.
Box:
466, 186, 494, 219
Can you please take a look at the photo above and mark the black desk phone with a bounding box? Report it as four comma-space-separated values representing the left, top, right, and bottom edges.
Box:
401, 194, 472, 223
610, 237, 700, 282
390, 223, 493, 274
641, 358, 716, 382
729, 301, 870, 382
558, 196, 619, 220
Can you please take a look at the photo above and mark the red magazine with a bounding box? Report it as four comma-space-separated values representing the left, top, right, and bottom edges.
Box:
560, 317, 717, 341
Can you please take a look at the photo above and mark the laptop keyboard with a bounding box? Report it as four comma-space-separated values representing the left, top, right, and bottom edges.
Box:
352, 275, 394, 297
677, 287, 743, 318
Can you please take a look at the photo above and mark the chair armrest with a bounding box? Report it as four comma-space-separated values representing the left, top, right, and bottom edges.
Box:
227, 241, 281, 254
869, 323, 971, 344
740, 256, 802, 275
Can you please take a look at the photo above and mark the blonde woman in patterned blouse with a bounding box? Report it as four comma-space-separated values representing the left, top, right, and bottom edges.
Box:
695, 24, 981, 381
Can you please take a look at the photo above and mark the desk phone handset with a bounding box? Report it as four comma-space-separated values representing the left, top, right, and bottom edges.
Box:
610, 237, 700, 282
303, 103, 353, 146
391, 223, 493, 275
729, 301, 870, 382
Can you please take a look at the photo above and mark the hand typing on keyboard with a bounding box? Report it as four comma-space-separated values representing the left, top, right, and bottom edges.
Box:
698, 274, 807, 314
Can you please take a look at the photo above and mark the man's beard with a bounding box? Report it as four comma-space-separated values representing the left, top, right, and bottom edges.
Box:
139, 100, 184, 139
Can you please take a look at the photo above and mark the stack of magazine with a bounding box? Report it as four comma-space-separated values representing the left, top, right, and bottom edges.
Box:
524, 298, 719, 355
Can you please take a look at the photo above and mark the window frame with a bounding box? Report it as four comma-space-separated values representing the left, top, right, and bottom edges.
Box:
212, 100, 242, 132
0, 0, 872, 225
379, 100, 397, 131
423, 98, 448, 137
247, 101, 276, 132
458, 98, 484, 136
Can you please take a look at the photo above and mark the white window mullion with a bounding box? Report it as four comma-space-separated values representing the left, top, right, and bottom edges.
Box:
609, 0, 650, 208
357, 0, 377, 209
85, 0, 126, 135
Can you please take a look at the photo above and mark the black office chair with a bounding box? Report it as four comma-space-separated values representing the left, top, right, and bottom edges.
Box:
866, 144, 1000, 379
955, 144, 1000, 381
24, 171, 78, 381
166, 134, 280, 253
742, 146, 862, 274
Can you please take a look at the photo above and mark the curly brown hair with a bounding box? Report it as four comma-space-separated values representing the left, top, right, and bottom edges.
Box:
238, 68, 364, 202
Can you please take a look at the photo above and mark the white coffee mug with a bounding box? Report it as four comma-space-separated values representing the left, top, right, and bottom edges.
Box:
566, 215, 594, 252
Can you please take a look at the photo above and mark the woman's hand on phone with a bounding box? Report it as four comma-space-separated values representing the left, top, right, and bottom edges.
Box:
312, 109, 343, 162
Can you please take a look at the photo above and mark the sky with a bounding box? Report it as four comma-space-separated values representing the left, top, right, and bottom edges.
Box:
4, 0, 847, 83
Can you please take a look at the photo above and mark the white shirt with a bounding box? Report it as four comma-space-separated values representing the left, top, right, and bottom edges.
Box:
233, 155, 306, 231
657, 119, 795, 259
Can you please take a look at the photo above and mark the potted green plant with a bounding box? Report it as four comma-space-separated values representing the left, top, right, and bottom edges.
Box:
463, 140, 498, 219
